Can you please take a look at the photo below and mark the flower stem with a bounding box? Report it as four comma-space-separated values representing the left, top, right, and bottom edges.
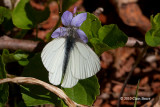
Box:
35, 24, 38, 40
57, 0, 62, 15
46, 0, 62, 42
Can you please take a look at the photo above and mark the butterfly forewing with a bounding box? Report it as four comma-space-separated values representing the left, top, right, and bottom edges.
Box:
41, 38, 65, 85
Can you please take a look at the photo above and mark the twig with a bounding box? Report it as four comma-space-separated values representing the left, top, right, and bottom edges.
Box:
0, 36, 145, 52
140, 98, 154, 107
0, 36, 44, 52
117, 45, 148, 107
125, 37, 145, 47
35, 24, 39, 40
150, 94, 160, 107
141, 94, 160, 107
112, 80, 149, 90
93, 7, 104, 17
0, 77, 89, 107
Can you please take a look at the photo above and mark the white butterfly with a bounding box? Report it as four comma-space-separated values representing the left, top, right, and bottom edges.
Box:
41, 9, 100, 88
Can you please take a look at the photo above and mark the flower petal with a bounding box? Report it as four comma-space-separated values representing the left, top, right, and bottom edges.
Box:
51, 27, 67, 38
61, 11, 73, 26
76, 29, 88, 43
73, 7, 77, 14
71, 13, 87, 27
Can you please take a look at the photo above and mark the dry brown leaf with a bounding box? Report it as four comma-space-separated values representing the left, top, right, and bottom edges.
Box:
151, 82, 160, 93
101, 52, 113, 69
139, 76, 149, 86
93, 98, 103, 106
102, 103, 112, 107
114, 47, 135, 70
153, 74, 160, 80
118, 3, 151, 34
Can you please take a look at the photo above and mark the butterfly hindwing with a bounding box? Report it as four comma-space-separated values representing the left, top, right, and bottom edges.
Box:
61, 59, 79, 88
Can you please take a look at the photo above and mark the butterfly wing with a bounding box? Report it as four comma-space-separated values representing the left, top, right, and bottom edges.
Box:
61, 61, 79, 88
41, 38, 65, 85
71, 42, 100, 79
41, 38, 100, 88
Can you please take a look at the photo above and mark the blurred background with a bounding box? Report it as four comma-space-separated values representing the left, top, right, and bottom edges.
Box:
0, 0, 160, 107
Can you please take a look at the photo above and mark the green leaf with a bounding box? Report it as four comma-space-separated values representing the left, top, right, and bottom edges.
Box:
0, 7, 6, 24
90, 38, 112, 56
18, 59, 29, 66
21, 53, 60, 106
20, 85, 59, 106
150, 13, 160, 28
63, 76, 100, 105
62, 0, 78, 13
12, 0, 50, 29
2, 49, 29, 66
145, 28, 160, 47
145, 13, 160, 47
0, 17, 4, 24
0, 55, 9, 106
14, 29, 28, 39
0, 84, 8, 107
0, 6, 13, 31
0, 6, 11, 24
98, 24, 128, 49
80, 12, 101, 40
12, 0, 33, 29
89, 24, 127, 55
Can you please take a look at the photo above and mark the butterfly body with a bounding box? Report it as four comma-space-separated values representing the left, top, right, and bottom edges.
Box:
63, 35, 75, 74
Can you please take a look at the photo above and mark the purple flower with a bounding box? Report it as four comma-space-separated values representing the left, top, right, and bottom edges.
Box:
51, 9, 88, 43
